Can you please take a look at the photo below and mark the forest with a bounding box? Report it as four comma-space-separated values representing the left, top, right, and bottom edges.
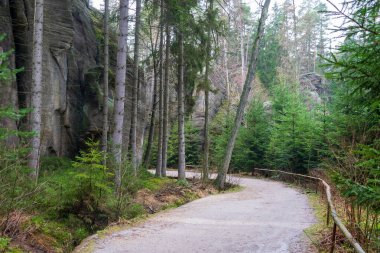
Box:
0, 0, 379, 252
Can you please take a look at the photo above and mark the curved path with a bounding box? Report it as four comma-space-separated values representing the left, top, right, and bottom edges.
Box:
87, 172, 316, 253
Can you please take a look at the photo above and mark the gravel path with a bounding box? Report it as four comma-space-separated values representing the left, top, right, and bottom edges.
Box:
87, 172, 316, 253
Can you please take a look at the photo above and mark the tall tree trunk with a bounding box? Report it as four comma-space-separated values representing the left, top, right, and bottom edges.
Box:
216, 0, 271, 189
143, 66, 157, 168
177, 31, 186, 180
223, 38, 230, 110
161, 19, 170, 177
236, 0, 245, 82
203, 0, 213, 181
29, 0, 44, 180
112, 0, 129, 189
101, 0, 110, 163
131, 0, 141, 175
292, 0, 299, 79
143, 12, 160, 168
155, 2, 164, 177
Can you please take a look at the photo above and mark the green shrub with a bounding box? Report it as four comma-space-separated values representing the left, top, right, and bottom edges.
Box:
35, 141, 115, 230
0, 236, 22, 253
40, 156, 72, 172
0, 237, 10, 251
123, 203, 145, 219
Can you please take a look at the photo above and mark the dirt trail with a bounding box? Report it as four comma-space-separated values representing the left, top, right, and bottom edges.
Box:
86, 172, 316, 253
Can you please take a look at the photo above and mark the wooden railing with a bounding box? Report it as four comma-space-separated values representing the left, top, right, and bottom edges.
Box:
253, 168, 366, 253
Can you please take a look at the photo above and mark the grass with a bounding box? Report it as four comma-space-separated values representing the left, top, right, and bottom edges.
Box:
304, 192, 332, 252
141, 177, 173, 191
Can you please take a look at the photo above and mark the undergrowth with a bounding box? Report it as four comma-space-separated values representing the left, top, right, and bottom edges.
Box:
0, 143, 180, 253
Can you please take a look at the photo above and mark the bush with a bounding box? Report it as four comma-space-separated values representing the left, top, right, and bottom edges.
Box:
0, 236, 22, 253
123, 203, 145, 219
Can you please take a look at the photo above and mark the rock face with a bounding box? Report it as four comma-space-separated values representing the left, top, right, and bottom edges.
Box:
0, 0, 151, 159
299, 73, 327, 105
191, 69, 326, 132
191, 61, 245, 129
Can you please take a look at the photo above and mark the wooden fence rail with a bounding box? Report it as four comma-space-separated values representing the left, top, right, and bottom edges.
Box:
253, 168, 366, 253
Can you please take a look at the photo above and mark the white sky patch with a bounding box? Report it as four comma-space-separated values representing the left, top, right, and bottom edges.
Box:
91, 0, 103, 10
90, 0, 344, 46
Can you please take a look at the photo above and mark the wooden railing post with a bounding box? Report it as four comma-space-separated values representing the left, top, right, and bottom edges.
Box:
330, 222, 337, 253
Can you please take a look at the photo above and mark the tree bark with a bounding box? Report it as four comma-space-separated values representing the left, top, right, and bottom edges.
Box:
29, 0, 44, 180
177, 31, 186, 180
131, 0, 141, 175
155, 2, 164, 177
161, 19, 170, 177
216, 0, 271, 189
112, 0, 129, 189
203, 0, 213, 181
292, 0, 299, 79
236, 0, 245, 82
143, 67, 157, 168
143, 11, 160, 169
101, 0, 110, 163
223, 38, 230, 110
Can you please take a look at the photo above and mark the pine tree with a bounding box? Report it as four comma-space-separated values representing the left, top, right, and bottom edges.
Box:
131, 0, 142, 175
101, 0, 110, 163
161, 2, 171, 177
177, 30, 186, 180
155, 1, 164, 177
217, 0, 271, 189
29, 0, 45, 180
202, 0, 214, 181
112, 0, 129, 189
142, 0, 160, 168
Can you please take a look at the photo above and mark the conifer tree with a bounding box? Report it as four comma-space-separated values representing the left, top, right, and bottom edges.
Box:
112, 0, 129, 189
29, 0, 45, 180
217, 0, 271, 189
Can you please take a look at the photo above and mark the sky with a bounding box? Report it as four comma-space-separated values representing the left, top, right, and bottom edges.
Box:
91, 0, 341, 12
91, 0, 343, 25
90, 0, 344, 45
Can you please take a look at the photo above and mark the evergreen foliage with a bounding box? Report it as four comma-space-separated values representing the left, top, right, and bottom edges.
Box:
267, 81, 322, 173
321, 0, 380, 249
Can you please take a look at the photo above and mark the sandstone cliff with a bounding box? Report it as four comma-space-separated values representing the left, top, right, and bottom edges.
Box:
0, 0, 151, 159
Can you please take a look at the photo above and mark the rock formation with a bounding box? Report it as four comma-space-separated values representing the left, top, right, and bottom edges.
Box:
0, 0, 151, 159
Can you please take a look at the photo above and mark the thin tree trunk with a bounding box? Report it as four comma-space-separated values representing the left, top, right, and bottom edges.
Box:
237, 0, 245, 82
161, 19, 170, 177
143, 13, 160, 168
240, 29, 245, 81
223, 38, 230, 110
216, 0, 271, 189
112, 0, 129, 189
102, 0, 110, 163
131, 0, 141, 175
292, 0, 299, 79
143, 66, 157, 168
29, 0, 44, 180
177, 31, 186, 180
155, 2, 164, 177
203, 0, 213, 181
